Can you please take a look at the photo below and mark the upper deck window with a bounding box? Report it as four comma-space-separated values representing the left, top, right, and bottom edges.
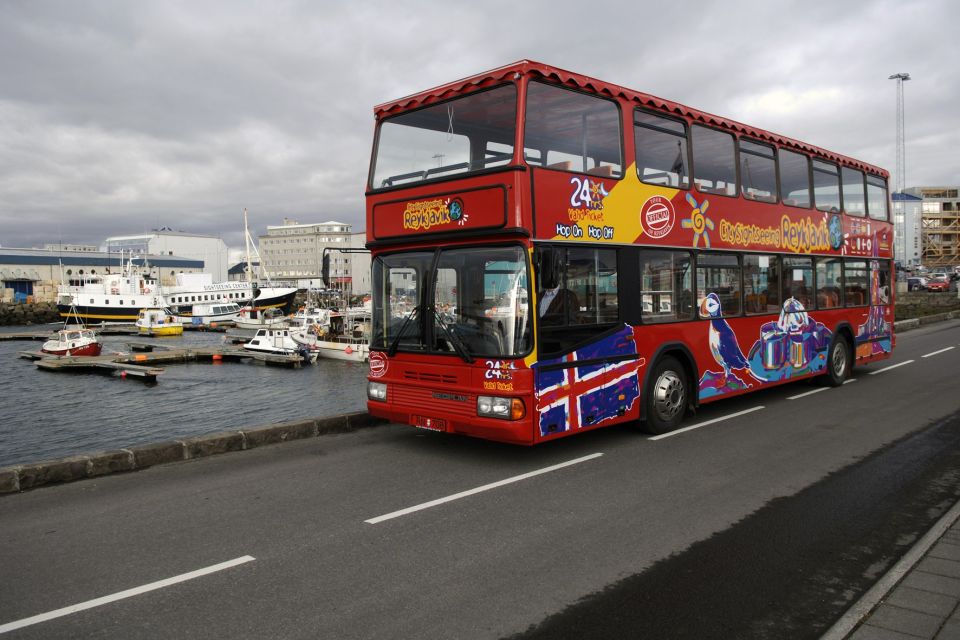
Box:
524, 82, 623, 177
779, 149, 812, 208
634, 110, 689, 188
812, 160, 841, 213
739, 139, 777, 202
370, 85, 517, 189
867, 174, 889, 221
841, 167, 866, 217
692, 126, 737, 197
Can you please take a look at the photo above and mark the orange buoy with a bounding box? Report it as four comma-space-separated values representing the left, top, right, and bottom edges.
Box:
212, 354, 223, 362
210, 322, 218, 328
135, 354, 148, 362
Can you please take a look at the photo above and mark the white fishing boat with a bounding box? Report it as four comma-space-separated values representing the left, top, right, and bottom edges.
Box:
41, 327, 103, 357
291, 309, 370, 362
234, 306, 289, 331
135, 307, 184, 336
244, 327, 318, 362
288, 306, 332, 333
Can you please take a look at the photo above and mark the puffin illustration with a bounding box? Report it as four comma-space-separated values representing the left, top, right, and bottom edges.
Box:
700, 293, 751, 386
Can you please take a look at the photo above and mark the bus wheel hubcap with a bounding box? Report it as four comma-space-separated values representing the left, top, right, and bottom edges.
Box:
833, 343, 846, 378
653, 371, 684, 421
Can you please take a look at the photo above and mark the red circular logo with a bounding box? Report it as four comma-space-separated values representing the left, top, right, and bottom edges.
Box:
641, 196, 676, 239
369, 351, 387, 378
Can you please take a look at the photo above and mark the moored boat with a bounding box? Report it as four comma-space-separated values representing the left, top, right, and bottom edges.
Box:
234, 306, 289, 331
135, 307, 184, 336
244, 328, 317, 362
179, 302, 241, 326
291, 309, 370, 362
41, 327, 103, 357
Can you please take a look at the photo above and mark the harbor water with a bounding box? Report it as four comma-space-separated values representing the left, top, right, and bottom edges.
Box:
0, 325, 369, 468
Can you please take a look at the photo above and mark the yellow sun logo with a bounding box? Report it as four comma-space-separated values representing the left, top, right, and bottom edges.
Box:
681, 193, 714, 248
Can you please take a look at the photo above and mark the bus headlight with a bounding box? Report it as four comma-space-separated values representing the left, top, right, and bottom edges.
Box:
368, 381, 388, 401
477, 396, 525, 420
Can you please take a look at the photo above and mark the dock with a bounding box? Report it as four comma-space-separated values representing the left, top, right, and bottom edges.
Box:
17, 342, 309, 382
33, 355, 165, 382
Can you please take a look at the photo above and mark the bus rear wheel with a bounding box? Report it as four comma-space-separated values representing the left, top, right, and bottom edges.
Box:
643, 356, 688, 435
823, 336, 851, 387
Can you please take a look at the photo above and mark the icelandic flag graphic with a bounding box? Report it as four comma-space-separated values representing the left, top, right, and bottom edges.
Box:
534, 325, 643, 437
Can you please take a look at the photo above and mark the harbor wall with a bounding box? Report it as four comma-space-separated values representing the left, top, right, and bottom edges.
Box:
0, 411, 387, 494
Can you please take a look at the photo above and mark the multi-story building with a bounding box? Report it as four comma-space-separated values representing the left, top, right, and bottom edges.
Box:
104, 230, 230, 281
892, 192, 922, 267
904, 187, 960, 268
258, 219, 370, 294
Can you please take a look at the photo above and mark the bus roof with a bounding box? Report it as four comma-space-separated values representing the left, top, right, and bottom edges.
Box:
374, 60, 887, 178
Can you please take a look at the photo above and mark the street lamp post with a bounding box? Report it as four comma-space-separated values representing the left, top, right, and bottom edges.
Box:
889, 72, 910, 265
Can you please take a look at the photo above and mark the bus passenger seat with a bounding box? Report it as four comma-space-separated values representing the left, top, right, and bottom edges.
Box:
546, 160, 573, 171
586, 165, 615, 177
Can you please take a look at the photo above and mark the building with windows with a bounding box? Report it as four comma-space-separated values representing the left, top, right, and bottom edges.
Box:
0, 247, 203, 303
904, 187, 960, 268
892, 192, 922, 266
104, 230, 230, 282
258, 219, 371, 294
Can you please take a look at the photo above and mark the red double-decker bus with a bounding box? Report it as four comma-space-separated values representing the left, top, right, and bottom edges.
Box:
364, 60, 894, 444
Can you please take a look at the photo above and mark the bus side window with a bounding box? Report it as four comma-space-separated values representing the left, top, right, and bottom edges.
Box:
537, 246, 619, 355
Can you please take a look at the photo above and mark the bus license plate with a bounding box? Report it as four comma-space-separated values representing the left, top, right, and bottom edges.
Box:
413, 415, 445, 431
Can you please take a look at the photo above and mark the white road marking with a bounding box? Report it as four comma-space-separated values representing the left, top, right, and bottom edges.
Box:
922, 346, 955, 358
843, 379, 857, 385
0, 556, 255, 635
365, 453, 604, 524
787, 387, 829, 400
648, 406, 765, 441
868, 360, 915, 375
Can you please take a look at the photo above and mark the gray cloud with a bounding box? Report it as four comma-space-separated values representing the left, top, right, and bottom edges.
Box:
1, 0, 957, 251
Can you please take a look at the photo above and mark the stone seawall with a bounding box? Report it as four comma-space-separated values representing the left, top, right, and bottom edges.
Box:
0, 301, 61, 326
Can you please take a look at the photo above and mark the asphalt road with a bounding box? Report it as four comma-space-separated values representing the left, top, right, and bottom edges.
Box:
2, 320, 960, 639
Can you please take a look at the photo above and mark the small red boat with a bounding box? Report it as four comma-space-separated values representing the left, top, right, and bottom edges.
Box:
41, 328, 103, 357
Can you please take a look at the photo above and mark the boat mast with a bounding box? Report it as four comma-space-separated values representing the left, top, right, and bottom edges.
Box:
243, 208, 258, 309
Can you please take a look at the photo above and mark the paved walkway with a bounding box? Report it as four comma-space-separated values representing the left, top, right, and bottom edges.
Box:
823, 500, 960, 639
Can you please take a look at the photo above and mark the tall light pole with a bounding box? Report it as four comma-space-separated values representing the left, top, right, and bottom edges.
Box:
889, 72, 910, 264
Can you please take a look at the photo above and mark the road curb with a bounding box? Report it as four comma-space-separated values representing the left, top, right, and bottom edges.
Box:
0, 411, 388, 495
820, 498, 960, 640
893, 309, 960, 333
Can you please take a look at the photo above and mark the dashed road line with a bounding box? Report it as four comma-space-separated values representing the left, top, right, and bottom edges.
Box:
922, 346, 955, 358
0, 555, 256, 634
787, 387, 829, 400
868, 360, 915, 375
843, 379, 857, 385
648, 406, 765, 441
365, 453, 604, 524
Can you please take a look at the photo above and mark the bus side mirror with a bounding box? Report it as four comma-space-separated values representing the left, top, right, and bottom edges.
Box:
321, 252, 330, 288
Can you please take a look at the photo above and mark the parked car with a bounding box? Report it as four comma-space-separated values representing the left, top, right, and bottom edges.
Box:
926, 274, 951, 292
906, 276, 928, 291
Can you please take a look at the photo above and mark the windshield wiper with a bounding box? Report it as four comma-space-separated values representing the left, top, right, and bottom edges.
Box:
433, 310, 473, 363
387, 306, 420, 357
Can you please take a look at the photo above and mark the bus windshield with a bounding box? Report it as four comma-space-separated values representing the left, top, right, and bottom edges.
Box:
370, 85, 517, 189
371, 245, 532, 358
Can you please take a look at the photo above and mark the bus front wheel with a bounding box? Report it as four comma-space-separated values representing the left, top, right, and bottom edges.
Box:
643, 356, 688, 435
823, 336, 851, 387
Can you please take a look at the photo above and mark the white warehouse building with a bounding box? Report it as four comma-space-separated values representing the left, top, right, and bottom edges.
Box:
104, 230, 230, 282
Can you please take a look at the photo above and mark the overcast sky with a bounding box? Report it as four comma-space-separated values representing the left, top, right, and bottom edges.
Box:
1, 0, 957, 252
